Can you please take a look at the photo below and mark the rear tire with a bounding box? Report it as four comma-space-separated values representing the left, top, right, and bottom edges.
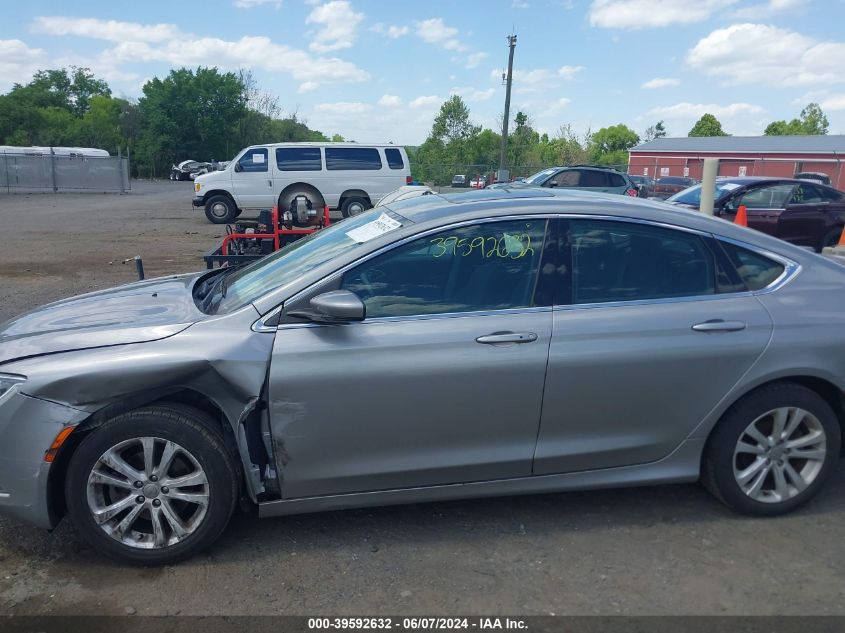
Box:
702, 383, 839, 516
65, 405, 238, 565
204, 195, 237, 224
341, 196, 370, 218
819, 227, 843, 252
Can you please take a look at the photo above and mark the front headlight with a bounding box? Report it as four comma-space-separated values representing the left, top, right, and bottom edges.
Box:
0, 373, 26, 400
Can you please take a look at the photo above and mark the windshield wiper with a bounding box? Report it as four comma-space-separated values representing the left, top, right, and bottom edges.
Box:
199, 266, 240, 313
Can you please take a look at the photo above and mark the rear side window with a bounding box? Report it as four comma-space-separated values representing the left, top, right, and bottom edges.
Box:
325, 147, 383, 171
238, 148, 268, 173
718, 242, 785, 291
581, 170, 609, 187
569, 220, 716, 303
385, 148, 405, 170
608, 173, 626, 187
276, 147, 322, 171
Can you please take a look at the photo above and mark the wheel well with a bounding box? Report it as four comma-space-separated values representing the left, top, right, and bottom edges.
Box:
204, 190, 237, 206
703, 376, 845, 466
46, 389, 235, 525
339, 190, 371, 209
279, 183, 326, 211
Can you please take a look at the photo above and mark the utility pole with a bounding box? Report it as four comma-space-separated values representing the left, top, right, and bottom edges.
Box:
498, 34, 517, 183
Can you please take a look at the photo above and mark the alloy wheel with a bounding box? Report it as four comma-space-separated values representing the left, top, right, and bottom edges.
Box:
86, 437, 210, 549
732, 407, 827, 503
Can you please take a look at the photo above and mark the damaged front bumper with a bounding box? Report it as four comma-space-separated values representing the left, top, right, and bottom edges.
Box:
0, 388, 87, 528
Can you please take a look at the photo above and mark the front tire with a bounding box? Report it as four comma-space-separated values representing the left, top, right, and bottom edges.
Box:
204, 195, 237, 224
341, 196, 370, 218
65, 406, 238, 565
819, 226, 843, 252
702, 383, 840, 516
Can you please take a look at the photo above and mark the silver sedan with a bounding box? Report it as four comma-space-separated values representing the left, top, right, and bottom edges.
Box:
1, 188, 843, 564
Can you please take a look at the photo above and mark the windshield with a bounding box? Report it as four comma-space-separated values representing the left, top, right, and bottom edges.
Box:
524, 168, 558, 184
667, 181, 743, 205
214, 209, 410, 313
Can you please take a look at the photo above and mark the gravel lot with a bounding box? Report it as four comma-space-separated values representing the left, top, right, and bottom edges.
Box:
1, 181, 845, 616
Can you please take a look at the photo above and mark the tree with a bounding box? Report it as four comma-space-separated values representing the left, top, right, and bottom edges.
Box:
644, 120, 667, 141
689, 113, 728, 137
590, 124, 639, 166
430, 95, 480, 145
765, 102, 829, 136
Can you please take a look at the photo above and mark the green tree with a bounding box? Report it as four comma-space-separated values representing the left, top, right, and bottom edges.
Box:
590, 124, 639, 166
74, 95, 123, 151
430, 95, 480, 145
137, 67, 247, 174
764, 102, 829, 136
688, 113, 728, 137
644, 120, 667, 141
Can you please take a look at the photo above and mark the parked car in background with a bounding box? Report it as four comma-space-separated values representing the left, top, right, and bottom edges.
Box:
666, 177, 845, 252
629, 174, 655, 198
375, 185, 434, 207
452, 174, 468, 188
470, 175, 487, 189
170, 160, 214, 181
4, 188, 845, 564
487, 165, 639, 197
795, 172, 832, 186
651, 176, 698, 199
193, 143, 412, 223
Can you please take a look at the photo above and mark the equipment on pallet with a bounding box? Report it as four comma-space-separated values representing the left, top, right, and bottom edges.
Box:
204, 195, 331, 268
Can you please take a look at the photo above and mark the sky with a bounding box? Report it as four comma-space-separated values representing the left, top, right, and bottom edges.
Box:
2, 0, 845, 147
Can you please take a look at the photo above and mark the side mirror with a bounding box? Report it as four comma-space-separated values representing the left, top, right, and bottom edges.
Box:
288, 290, 366, 324
234, 162, 243, 173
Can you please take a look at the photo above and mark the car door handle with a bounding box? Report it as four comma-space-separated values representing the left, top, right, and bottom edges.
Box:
476, 332, 538, 345
691, 319, 747, 332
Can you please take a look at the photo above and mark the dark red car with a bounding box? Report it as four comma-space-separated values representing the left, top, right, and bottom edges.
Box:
667, 177, 845, 252
650, 176, 698, 199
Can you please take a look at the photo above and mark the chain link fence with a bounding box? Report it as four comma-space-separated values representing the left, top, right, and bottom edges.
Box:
1, 151, 131, 193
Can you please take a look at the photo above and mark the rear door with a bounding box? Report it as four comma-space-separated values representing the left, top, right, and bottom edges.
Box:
230, 147, 275, 209
722, 182, 796, 240
533, 218, 774, 474
779, 182, 837, 249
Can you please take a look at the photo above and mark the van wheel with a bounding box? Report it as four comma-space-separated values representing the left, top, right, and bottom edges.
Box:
65, 405, 238, 565
341, 197, 370, 218
204, 195, 237, 224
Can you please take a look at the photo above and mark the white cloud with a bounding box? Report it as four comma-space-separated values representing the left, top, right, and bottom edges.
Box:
466, 52, 488, 69
648, 102, 763, 119
32, 16, 369, 92
416, 18, 466, 52
687, 23, 845, 87
733, 0, 799, 18
589, 0, 738, 29
512, 0, 530, 7
378, 94, 402, 107
233, 0, 282, 7
0, 39, 48, 91
641, 77, 680, 89
314, 101, 372, 114
387, 25, 409, 38
450, 86, 495, 102
32, 16, 180, 42
409, 95, 441, 109
305, 1, 365, 53
820, 95, 845, 112
557, 65, 584, 80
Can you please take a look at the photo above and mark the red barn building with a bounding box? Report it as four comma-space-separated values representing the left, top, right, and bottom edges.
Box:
628, 135, 845, 190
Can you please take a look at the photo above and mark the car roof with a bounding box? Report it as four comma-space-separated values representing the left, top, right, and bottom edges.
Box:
246, 142, 403, 149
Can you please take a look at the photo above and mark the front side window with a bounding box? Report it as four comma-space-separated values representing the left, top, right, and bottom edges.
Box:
728, 183, 795, 209
237, 148, 268, 173
569, 220, 716, 304
385, 148, 405, 170
549, 170, 580, 187
340, 220, 548, 318
325, 147, 383, 171
276, 147, 322, 171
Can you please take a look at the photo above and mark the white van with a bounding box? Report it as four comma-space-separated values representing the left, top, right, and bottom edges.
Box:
192, 142, 412, 223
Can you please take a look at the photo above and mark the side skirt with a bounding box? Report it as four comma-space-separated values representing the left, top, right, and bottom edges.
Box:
258, 438, 704, 519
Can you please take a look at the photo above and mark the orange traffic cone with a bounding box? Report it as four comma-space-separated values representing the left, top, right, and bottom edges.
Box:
734, 204, 748, 227
837, 225, 845, 247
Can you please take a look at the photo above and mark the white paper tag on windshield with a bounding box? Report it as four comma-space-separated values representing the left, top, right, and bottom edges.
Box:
346, 213, 402, 243
720, 183, 741, 191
